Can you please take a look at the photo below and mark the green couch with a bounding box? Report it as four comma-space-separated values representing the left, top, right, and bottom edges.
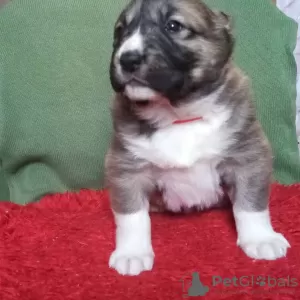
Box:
0, 0, 299, 204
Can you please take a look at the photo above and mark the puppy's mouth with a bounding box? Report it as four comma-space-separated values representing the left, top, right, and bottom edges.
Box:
133, 100, 150, 107
127, 77, 149, 87
119, 70, 185, 106
123, 76, 165, 106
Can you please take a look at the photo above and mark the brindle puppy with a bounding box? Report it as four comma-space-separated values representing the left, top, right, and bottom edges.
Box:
105, 0, 290, 276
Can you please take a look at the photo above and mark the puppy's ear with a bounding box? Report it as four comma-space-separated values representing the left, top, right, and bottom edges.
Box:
213, 11, 232, 32
211, 11, 234, 68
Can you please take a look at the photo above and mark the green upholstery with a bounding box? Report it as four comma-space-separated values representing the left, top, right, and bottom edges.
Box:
0, 0, 299, 204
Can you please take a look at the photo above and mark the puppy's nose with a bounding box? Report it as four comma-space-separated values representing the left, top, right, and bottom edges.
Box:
120, 51, 144, 73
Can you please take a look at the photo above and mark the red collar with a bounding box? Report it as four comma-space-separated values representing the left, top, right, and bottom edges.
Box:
172, 117, 203, 125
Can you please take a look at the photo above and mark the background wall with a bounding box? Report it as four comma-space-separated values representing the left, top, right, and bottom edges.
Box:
277, 0, 300, 144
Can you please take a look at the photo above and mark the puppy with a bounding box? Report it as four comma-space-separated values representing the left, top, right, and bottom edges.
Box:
105, 0, 290, 276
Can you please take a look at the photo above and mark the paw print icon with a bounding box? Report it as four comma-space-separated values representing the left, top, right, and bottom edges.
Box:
256, 276, 266, 287
180, 272, 209, 297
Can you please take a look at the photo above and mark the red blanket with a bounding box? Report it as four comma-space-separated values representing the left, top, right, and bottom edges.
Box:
0, 183, 299, 300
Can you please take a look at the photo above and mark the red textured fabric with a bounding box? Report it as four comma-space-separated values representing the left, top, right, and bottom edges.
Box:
0, 183, 299, 300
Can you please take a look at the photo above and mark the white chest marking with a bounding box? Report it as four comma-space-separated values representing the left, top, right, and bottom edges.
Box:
156, 161, 223, 212
123, 109, 231, 212
124, 109, 231, 169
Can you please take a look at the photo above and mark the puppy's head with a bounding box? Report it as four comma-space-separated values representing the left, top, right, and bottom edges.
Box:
110, 0, 234, 105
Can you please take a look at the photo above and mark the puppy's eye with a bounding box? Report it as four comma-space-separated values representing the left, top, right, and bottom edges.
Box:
165, 20, 184, 33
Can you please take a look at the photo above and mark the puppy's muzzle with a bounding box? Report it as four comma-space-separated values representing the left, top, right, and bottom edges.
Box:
120, 51, 145, 73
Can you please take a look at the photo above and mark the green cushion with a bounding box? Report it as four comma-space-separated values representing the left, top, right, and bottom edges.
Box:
0, 0, 299, 204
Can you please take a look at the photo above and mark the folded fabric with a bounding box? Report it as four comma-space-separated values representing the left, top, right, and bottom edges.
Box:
277, 0, 300, 142
0, 0, 299, 203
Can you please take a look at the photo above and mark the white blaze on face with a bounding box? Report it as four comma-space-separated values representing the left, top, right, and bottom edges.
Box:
115, 28, 159, 101
115, 28, 143, 80
116, 28, 144, 59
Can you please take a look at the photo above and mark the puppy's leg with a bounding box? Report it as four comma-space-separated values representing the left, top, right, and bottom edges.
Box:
108, 171, 155, 276
231, 161, 290, 260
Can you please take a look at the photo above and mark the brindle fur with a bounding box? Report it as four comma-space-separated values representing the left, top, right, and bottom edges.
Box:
105, 0, 272, 214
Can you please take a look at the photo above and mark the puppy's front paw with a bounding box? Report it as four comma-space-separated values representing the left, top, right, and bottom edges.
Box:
238, 232, 290, 260
109, 250, 154, 276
